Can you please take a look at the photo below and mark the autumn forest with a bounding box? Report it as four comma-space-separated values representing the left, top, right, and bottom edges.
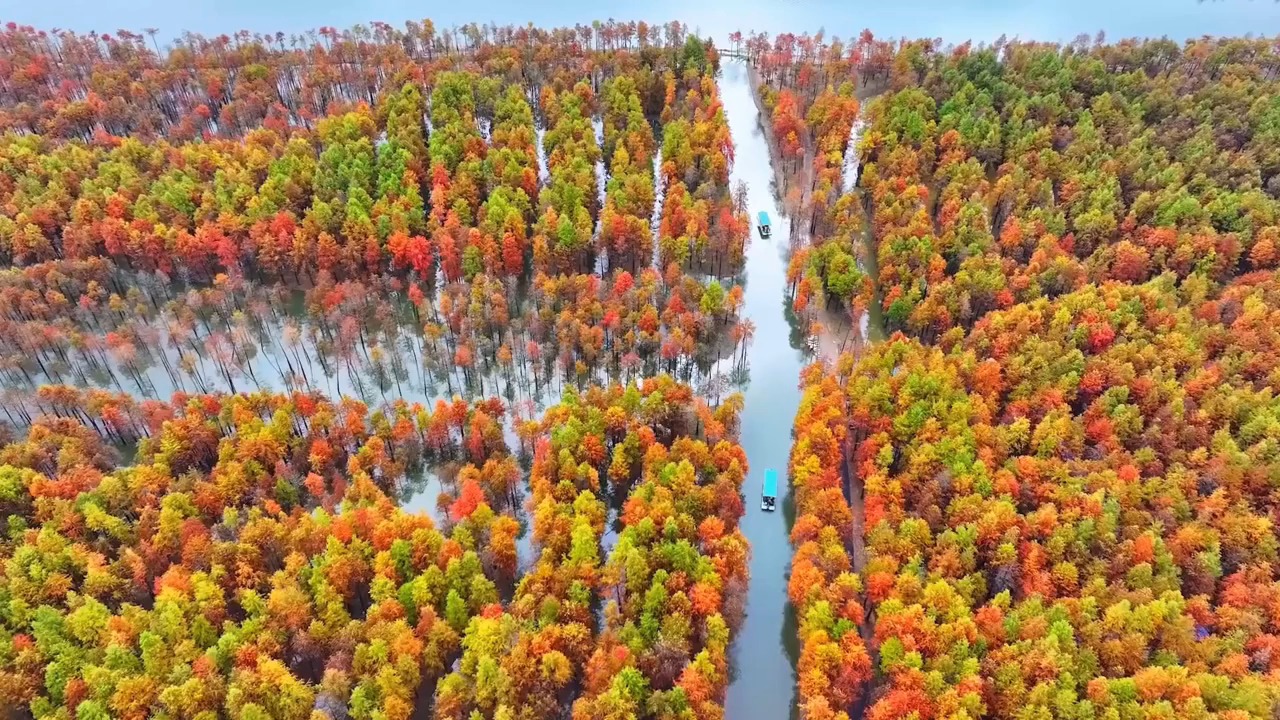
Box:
0, 15, 1277, 720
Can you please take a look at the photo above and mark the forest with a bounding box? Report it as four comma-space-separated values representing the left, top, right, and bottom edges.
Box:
0, 13, 1279, 720
764, 28, 1280, 720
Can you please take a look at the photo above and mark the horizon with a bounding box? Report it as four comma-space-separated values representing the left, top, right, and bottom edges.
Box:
5, 0, 1279, 48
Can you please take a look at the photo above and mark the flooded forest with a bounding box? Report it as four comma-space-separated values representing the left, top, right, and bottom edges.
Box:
5, 16, 1280, 720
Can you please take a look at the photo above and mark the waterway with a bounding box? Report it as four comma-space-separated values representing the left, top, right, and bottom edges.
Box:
719, 59, 807, 720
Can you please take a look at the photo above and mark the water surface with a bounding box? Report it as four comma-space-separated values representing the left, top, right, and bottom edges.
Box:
720, 59, 808, 720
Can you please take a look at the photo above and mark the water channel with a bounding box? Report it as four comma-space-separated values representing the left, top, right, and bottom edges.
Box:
719, 59, 807, 720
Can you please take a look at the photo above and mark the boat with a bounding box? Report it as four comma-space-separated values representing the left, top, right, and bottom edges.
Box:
762, 468, 778, 511
757, 211, 771, 238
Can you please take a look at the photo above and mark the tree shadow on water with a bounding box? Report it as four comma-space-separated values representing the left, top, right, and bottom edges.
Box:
783, 600, 801, 720
782, 480, 801, 719
782, 294, 809, 354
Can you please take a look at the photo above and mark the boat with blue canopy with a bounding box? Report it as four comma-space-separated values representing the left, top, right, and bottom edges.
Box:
762, 469, 778, 511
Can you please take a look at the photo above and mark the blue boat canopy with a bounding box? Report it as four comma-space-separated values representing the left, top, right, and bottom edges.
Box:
762, 469, 778, 498
757, 211, 771, 227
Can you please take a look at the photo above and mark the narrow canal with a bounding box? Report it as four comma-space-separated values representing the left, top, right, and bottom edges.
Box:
720, 59, 806, 720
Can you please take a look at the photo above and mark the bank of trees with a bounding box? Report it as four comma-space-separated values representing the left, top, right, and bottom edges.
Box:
436, 376, 747, 719
658, 65, 751, 277
0, 374, 750, 720
788, 366, 873, 720
859, 35, 1280, 339
0, 388, 519, 719
784, 32, 1280, 720
0, 23, 758, 717
0, 24, 749, 410
0, 20, 707, 141
828, 270, 1280, 720
745, 32, 876, 345
0, 25, 733, 282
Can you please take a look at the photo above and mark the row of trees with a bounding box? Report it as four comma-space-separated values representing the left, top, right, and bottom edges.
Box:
739, 33, 878, 353
575, 406, 750, 718
788, 365, 873, 720
534, 82, 601, 274
599, 75, 658, 274
657, 70, 750, 277
0, 255, 748, 414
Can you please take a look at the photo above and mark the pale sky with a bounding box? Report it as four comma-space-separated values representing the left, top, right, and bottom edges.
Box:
4, 0, 1278, 47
